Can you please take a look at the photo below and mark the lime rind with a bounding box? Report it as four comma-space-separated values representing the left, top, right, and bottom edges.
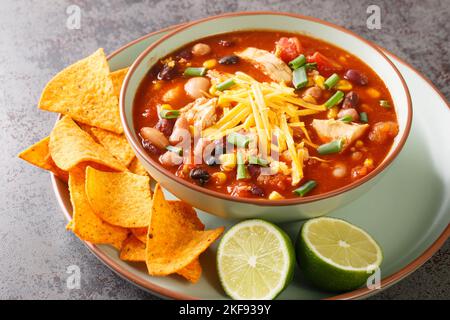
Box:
217, 219, 295, 300
296, 217, 383, 292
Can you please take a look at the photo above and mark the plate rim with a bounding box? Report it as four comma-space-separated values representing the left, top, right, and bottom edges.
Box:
52, 16, 450, 300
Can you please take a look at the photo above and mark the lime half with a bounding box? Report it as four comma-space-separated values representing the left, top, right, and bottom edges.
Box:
217, 219, 295, 300
297, 217, 383, 292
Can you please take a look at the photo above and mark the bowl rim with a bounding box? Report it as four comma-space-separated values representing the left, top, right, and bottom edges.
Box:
120, 11, 413, 207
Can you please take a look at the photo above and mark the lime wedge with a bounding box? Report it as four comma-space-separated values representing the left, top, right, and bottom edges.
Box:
217, 219, 295, 300
296, 217, 383, 292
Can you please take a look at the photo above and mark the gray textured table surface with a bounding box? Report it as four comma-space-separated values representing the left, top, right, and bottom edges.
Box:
1, 0, 449, 300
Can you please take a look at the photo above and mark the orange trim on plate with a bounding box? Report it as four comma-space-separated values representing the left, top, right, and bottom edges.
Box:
54, 13, 449, 300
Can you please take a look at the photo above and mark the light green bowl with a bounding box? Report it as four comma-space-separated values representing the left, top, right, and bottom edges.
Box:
120, 12, 412, 222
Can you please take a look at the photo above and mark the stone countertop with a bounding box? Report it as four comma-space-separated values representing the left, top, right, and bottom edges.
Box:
1, 0, 448, 299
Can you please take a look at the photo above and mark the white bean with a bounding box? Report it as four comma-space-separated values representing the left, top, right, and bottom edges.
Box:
332, 163, 347, 178
184, 77, 210, 99
140, 127, 169, 149
192, 43, 211, 56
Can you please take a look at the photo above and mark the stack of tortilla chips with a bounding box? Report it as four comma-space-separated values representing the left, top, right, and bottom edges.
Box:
18, 49, 223, 283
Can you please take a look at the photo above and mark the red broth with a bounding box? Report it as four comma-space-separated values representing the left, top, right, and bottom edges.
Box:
133, 31, 398, 199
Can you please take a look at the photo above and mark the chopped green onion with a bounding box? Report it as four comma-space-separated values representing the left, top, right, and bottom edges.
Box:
183, 67, 207, 77
360, 112, 369, 123
236, 152, 249, 180
166, 145, 183, 156
379, 100, 391, 108
216, 78, 235, 91
227, 132, 251, 148
339, 115, 353, 123
305, 62, 317, 70
248, 155, 269, 167
288, 54, 306, 70
292, 66, 308, 89
159, 109, 180, 119
324, 90, 344, 109
324, 73, 340, 89
317, 139, 344, 155
293, 180, 317, 197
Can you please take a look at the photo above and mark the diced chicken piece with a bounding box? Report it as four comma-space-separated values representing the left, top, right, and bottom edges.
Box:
235, 47, 292, 83
180, 97, 217, 129
312, 119, 369, 149
368, 121, 399, 144
206, 69, 231, 84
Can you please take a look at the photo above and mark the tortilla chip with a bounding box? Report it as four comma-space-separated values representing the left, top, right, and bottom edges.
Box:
68, 167, 128, 249
120, 235, 146, 262
49, 116, 127, 172
177, 259, 202, 283
18, 136, 68, 181
110, 67, 129, 98
38, 48, 122, 133
85, 166, 152, 228
88, 127, 135, 167
145, 184, 224, 276
131, 227, 148, 243
128, 157, 149, 176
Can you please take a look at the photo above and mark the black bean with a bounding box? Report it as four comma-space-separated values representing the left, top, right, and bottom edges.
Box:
142, 140, 163, 156
190, 168, 210, 185
250, 184, 265, 197
342, 91, 359, 109
155, 119, 174, 137
157, 63, 177, 81
247, 164, 261, 178
218, 40, 234, 47
344, 69, 368, 86
218, 55, 240, 65
176, 49, 193, 60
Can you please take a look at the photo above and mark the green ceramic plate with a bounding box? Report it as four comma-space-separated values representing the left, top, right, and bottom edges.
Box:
51, 25, 449, 300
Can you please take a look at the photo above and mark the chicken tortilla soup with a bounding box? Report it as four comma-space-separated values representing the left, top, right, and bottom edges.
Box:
133, 31, 399, 200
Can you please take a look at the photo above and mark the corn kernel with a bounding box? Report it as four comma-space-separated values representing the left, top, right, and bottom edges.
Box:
314, 75, 325, 90
152, 81, 163, 90
211, 172, 227, 185
338, 56, 347, 63
366, 88, 381, 98
269, 191, 285, 200
335, 80, 353, 91
327, 106, 339, 119
364, 158, 374, 168
219, 153, 236, 172
160, 103, 172, 110
203, 59, 217, 69
355, 140, 364, 148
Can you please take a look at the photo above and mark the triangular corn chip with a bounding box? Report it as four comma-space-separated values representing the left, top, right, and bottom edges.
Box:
85, 166, 152, 228
38, 48, 122, 133
49, 116, 127, 172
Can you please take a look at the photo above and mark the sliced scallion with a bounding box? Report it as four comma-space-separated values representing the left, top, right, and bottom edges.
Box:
305, 62, 317, 71
227, 132, 251, 148
292, 66, 308, 89
324, 90, 344, 109
248, 155, 269, 167
183, 67, 207, 77
159, 109, 180, 119
236, 152, 249, 180
293, 180, 317, 197
339, 115, 353, 123
317, 139, 344, 155
216, 78, 235, 91
360, 112, 369, 123
324, 73, 340, 89
379, 100, 391, 108
288, 54, 306, 70
166, 145, 183, 156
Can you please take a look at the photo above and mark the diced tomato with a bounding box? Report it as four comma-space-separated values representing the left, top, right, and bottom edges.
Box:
275, 37, 303, 63
307, 52, 342, 74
